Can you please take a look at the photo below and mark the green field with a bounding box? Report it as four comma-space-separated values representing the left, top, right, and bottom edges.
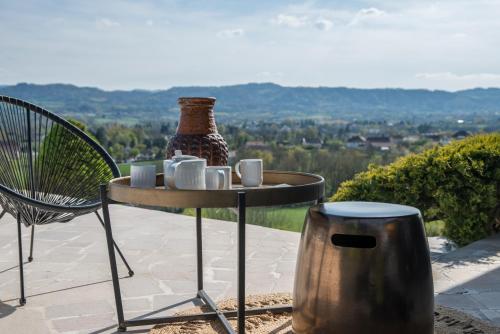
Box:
184, 206, 310, 232
184, 206, 446, 236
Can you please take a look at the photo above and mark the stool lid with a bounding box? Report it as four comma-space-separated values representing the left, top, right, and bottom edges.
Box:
320, 201, 421, 218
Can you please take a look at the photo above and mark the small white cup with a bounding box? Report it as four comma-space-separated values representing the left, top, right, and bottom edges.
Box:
130, 164, 156, 188
163, 159, 173, 188
205, 168, 225, 190
219, 166, 232, 189
206, 166, 232, 190
235, 159, 263, 187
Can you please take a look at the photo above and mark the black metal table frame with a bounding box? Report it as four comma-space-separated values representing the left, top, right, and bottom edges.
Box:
100, 185, 318, 334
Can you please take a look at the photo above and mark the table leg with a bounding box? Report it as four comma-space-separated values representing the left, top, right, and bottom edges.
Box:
237, 192, 246, 334
100, 185, 126, 332
196, 208, 203, 293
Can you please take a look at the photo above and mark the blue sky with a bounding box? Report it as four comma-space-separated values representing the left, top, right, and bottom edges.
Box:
1, 0, 499, 91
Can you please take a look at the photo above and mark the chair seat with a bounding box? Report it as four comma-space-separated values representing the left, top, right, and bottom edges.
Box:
0, 190, 100, 225
0, 96, 120, 225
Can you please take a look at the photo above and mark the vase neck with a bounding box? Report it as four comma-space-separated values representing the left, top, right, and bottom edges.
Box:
177, 104, 218, 135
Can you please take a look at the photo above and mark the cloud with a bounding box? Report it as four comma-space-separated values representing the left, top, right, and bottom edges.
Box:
271, 14, 308, 28
271, 14, 333, 31
216, 28, 244, 39
314, 18, 333, 31
96, 18, 120, 28
146, 19, 154, 27
452, 32, 467, 39
416, 72, 500, 80
257, 71, 284, 78
350, 7, 385, 25
415, 72, 500, 89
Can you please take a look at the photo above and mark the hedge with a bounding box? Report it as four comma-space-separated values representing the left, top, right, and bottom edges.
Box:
331, 133, 500, 246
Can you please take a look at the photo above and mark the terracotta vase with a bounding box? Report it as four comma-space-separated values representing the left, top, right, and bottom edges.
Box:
166, 97, 228, 166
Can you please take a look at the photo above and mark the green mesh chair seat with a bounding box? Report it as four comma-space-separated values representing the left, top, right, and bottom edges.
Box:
0, 96, 133, 305
0, 96, 117, 225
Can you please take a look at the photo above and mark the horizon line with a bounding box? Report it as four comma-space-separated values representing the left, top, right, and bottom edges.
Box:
2, 81, 500, 94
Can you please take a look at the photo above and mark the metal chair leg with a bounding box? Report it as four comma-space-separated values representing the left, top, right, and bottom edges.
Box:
100, 185, 127, 332
17, 213, 26, 305
28, 225, 34, 262
95, 211, 134, 277
0, 209, 6, 221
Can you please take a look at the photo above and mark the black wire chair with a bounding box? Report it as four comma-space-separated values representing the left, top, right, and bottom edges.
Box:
0, 96, 133, 305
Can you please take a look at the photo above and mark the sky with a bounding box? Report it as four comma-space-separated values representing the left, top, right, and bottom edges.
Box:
1, 0, 500, 91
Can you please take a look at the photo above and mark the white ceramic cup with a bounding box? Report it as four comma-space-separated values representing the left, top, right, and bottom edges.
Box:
174, 159, 207, 190
130, 164, 156, 188
235, 159, 263, 187
205, 168, 225, 190
206, 166, 232, 190
163, 159, 173, 188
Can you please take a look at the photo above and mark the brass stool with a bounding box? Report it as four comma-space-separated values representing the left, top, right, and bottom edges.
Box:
292, 201, 434, 334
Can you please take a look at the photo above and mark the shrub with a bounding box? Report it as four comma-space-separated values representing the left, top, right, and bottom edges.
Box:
332, 133, 500, 246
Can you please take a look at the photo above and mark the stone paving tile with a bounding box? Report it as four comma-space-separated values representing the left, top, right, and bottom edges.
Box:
479, 309, 500, 323
435, 293, 486, 309
0, 306, 51, 334
122, 297, 152, 312
51, 313, 116, 332
433, 234, 500, 324
46, 300, 114, 319
158, 279, 197, 295
152, 294, 202, 313
120, 275, 164, 298
472, 292, 500, 309
1, 206, 500, 333
34, 230, 82, 242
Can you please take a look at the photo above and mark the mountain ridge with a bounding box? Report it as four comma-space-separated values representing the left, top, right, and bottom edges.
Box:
1, 82, 499, 122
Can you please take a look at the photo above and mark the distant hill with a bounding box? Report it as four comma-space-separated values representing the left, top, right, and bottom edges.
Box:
1, 82, 499, 122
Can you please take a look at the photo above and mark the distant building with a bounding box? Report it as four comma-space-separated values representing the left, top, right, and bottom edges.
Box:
403, 135, 420, 143
279, 125, 292, 133
440, 136, 451, 145
0, 140, 20, 156
346, 135, 367, 149
452, 130, 471, 140
423, 133, 442, 142
424, 133, 452, 145
277, 140, 292, 147
366, 136, 394, 150
302, 138, 323, 149
391, 134, 404, 144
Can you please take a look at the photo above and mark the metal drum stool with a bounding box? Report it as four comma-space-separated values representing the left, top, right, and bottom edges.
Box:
292, 201, 434, 334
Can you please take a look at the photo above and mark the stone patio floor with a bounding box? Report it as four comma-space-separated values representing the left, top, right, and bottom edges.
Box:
0, 205, 499, 333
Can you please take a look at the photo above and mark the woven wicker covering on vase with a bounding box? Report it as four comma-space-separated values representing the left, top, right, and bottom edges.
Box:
167, 97, 228, 166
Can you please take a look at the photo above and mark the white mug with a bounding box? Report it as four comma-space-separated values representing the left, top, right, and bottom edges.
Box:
164, 150, 200, 189
206, 166, 232, 190
172, 159, 207, 190
130, 164, 156, 188
235, 159, 263, 187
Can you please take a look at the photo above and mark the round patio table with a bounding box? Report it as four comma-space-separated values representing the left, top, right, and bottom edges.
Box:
100, 170, 325, 333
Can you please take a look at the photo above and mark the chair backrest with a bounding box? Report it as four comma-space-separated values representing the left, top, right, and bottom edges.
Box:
0, 96, 120, 224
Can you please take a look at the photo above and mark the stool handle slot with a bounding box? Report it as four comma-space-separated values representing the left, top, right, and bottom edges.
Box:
331, 234, 376, 248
